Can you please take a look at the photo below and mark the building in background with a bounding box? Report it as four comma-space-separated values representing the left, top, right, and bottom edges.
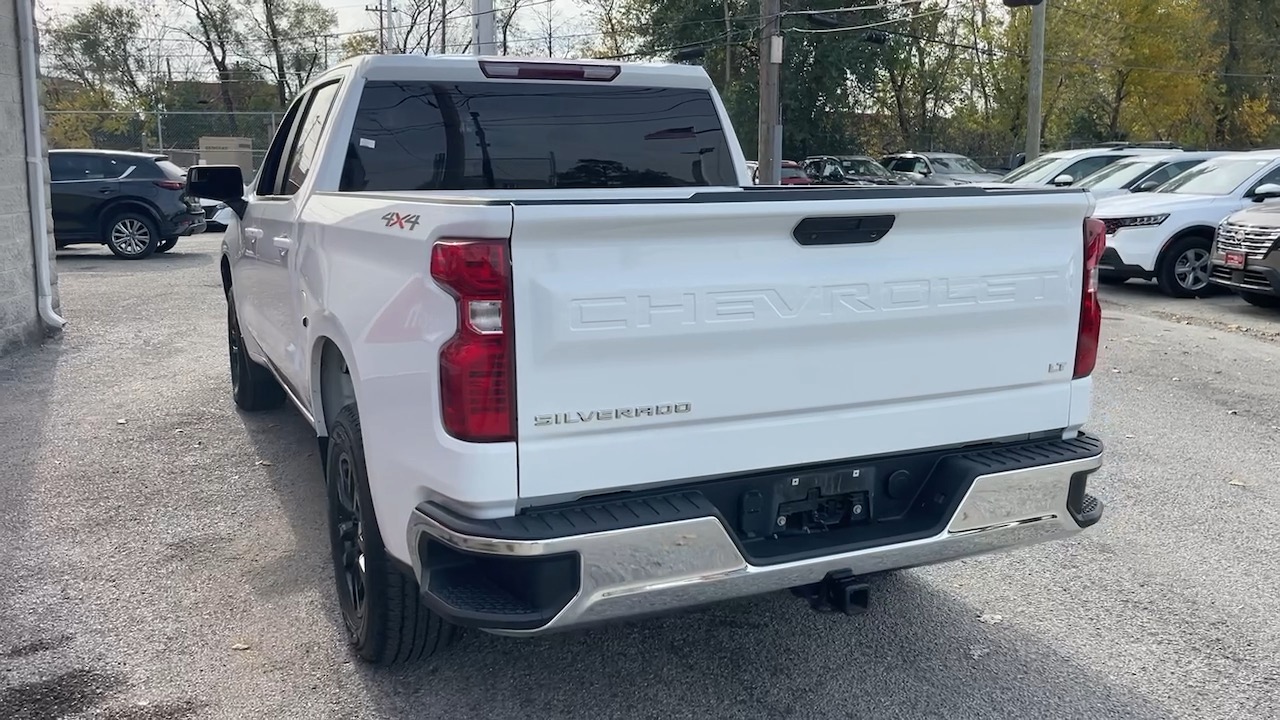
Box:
0, 0, 61, 355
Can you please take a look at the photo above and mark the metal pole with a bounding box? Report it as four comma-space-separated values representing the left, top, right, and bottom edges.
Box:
723, 0, 732, 89
1025, 1, 1045, 161
756, 0, 781, 185
384, 0, 394, 52
473, 0, 496, 56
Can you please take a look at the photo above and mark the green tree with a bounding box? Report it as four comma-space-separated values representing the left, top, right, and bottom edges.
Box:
624, 0, 889, 159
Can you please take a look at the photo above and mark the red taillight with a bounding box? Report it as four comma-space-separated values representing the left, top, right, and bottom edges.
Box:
154, 180, 185, 190
1075, 218, 1106, 379
479, 60, 620, 82
430, 238, 515, 442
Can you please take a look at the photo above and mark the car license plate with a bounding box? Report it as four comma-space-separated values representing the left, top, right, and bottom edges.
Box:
1224, 251, 1246, 269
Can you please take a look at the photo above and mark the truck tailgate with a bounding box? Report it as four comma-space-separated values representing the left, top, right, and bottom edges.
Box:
509, 190, 1092, 503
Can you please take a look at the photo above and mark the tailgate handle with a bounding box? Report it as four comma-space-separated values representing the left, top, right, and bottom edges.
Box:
792, 215, 895, 246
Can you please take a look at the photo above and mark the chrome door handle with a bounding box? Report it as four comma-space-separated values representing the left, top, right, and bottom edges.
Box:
273, 236, 295, 250
244, 227, 264, 240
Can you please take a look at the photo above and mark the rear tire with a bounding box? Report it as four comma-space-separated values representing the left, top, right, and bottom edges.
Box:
156, 238, 178, 253
1239, 290, 1280, 309
227, 287, 285, 411
105, 212, 160, 259
325, 403, 459, 665
1155, 236, 1214, 298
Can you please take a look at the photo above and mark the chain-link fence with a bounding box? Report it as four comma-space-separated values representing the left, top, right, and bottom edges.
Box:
47, 109, 1174, 178
46, 110, 288, 174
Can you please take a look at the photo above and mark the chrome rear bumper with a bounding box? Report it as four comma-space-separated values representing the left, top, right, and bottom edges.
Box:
407, 452, 1103, 637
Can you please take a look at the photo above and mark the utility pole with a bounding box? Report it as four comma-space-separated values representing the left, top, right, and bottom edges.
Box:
756, 0, 781, 185
1024, 1, 1046, 162
473, 0, 496, 55
440, 4, 448, 54
723, 0, 732, 89
365, 2, 387, 52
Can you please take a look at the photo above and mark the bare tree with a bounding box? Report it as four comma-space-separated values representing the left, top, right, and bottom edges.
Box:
578, 0, 632, 59
178, 0, 243, 130
528, 0, 569, 57
390, 0, 440, 53
495, 0, 525, 55
242, 0, 337, 107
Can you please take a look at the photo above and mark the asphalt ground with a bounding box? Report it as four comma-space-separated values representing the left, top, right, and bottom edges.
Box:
2, 234, 1279, 719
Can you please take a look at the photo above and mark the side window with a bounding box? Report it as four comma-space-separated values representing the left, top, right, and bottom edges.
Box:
1142, 163, 1187, 187
1249, 165, 1280, 193
101, 156, 128, 179
886, 158, 925, 174
282, 82, 341, 196
1063, 156, 1120, 182
256, 92, 311, 196
49, 154, 81, 182
49, 154, 105, 181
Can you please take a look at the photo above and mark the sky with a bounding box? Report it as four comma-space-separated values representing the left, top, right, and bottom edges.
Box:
37, 0, 590, 64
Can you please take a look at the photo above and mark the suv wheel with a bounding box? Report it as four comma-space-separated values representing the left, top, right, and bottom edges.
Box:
1239, 290, 1280, 309
1156, 236, 1214, 298
105, 213, 160, 260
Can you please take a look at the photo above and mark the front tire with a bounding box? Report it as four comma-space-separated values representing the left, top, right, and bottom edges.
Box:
105, 212, 160, 259
1156, 236, 1214, 298
226, 287, 285, 411
325, 403, 459, 665
1239, 290, 1280, 309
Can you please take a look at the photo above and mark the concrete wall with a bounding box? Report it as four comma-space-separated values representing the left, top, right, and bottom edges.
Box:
0, 0, 57, 355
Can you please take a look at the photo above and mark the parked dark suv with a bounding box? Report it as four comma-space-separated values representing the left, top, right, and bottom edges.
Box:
49, 149, 206, 259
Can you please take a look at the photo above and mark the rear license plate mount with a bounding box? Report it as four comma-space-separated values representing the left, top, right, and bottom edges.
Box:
740, 468, 875, 538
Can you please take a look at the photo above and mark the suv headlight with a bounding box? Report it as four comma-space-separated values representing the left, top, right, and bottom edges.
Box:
1113, 214, 1169, 229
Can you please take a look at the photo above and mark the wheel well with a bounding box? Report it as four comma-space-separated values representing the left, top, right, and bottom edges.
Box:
1158, 226, 1215, 266
317, 339, 356, 438
99, 200, 161, 233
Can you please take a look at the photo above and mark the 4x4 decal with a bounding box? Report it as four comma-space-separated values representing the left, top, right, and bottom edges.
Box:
381, 211, 421, 231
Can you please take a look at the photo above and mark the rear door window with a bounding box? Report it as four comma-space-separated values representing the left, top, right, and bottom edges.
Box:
340, 81, 737, 190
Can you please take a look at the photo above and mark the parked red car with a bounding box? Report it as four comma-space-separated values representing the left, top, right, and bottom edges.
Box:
780, 161, 812, 185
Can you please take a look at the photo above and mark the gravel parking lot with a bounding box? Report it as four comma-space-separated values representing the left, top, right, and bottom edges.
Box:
3, 234, 1280, 720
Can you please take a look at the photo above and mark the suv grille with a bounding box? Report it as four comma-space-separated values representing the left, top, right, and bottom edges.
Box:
1102, 219, 1123, 235
1217, 222, 1280, 260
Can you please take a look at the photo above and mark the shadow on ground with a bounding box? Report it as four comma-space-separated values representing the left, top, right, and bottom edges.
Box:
57, 248, 214, 274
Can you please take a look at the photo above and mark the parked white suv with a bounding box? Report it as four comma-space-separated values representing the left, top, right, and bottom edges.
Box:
999, 146, 1176, 187
188, 53, 1108, 666
1074, 151, 1224, 200
1094, 150, 1280, 297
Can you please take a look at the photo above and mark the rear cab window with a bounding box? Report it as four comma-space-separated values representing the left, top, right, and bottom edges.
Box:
339, 80, 737, 191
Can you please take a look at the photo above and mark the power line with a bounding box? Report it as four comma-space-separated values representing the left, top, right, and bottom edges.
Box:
793, 15, 1280, 80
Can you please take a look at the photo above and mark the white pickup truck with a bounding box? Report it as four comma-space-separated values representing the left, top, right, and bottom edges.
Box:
189, 54, 1108, 666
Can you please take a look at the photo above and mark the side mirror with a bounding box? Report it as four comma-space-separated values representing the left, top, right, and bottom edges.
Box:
1051, 174, 1075, 186
1251, 182, 1280, 201
187, 165, 247, 217
1134, 180, 1160, 192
